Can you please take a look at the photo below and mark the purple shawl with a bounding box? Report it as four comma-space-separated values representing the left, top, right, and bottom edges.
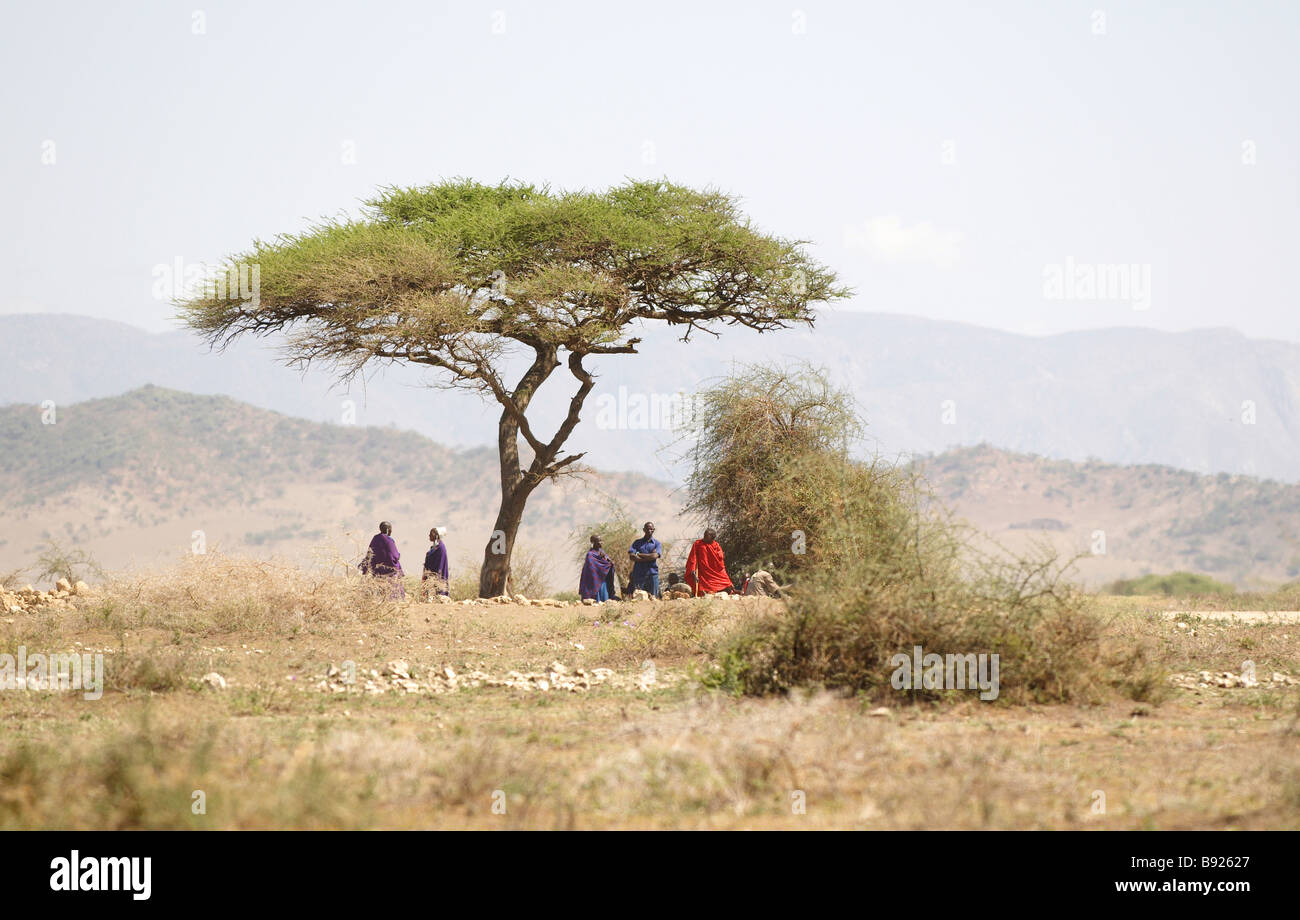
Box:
578, 549, 616, 600
361, 533, 403, 577
423, 541, 449, 594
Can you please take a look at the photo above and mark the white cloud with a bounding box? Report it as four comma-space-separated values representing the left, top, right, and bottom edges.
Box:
843, 216, 963, 269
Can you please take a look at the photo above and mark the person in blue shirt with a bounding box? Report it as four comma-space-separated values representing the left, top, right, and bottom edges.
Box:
627, 521, 663, 598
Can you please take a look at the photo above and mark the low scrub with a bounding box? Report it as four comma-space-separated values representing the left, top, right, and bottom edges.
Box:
706, 528, 1167, 705
1105, 571, 1236, 597
83, 553, 402, 636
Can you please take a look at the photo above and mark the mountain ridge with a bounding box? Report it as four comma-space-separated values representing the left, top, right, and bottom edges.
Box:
3, 311, 1297, 482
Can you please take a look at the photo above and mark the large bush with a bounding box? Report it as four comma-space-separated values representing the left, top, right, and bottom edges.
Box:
690, 365, 1165, 704
681, 364, 874, 578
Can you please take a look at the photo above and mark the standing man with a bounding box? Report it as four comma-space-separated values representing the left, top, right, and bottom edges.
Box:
684, 527, 732, 596
422, 526, 449, 598
360, 521, 406, 598
578, 535, 617, 602
628, 521, 662, 598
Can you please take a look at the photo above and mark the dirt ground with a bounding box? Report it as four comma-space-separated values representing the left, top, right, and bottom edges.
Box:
1, 593, 1298, 829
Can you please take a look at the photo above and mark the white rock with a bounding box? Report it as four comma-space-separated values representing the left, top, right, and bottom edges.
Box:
201, 672, 227, 691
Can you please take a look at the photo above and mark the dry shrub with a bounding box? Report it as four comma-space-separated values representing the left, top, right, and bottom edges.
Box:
104, 646, 196, 693
708, 529, 1167, 704
683, 364, 1166, 705
446, 544, 551, 599
85, 552, 402, 636
507, 545, 552, 598
681, 363, 864, 578
593, 597, 757, 667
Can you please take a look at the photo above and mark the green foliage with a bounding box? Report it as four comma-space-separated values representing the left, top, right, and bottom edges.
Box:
179, 177, 845, 423
1105, 571, 1236, 597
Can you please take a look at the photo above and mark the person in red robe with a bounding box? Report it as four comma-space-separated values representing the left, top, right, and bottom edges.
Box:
684, 528, 733, 596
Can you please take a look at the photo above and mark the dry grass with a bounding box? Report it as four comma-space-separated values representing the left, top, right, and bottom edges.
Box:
78, 552, 404, 637
1, 559, 1297, 830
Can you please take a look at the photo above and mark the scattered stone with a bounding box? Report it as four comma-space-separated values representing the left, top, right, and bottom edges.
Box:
631, 589, 650, 601
581, 597, 596, 606
383, 659, 412, 679
201, 672, 227, 691
309, 660, 658, 697
868, 707, 892, 718
1169, 670, 1299, 690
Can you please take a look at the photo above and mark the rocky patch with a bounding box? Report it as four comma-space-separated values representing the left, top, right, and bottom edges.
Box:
1169, 670, 1299, 690
1, 578, 90, 615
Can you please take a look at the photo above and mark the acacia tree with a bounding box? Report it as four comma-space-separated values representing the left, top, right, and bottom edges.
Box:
180, 180, 847, 596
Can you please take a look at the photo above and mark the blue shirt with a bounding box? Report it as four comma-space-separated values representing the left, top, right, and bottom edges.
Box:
628, 536, 662, 577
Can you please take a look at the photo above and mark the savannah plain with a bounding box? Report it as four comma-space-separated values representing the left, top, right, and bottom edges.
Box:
3, 560, 1298, 831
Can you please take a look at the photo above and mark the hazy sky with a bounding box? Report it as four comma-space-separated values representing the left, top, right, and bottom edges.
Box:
3, 0, 1297, 340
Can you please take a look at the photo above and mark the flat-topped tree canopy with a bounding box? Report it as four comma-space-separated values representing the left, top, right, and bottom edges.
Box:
180, 178, 849, 596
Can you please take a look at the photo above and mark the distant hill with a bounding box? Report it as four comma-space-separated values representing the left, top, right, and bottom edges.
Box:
3, 312, 1298, 482
920, 445, 1300, 588
0, 387, 683, 590
1, 389, 1295, 590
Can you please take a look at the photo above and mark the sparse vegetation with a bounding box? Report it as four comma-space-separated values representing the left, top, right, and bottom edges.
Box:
85, 552, 402, 637
1105, 571, 1237, 597
33, 540, 102, 586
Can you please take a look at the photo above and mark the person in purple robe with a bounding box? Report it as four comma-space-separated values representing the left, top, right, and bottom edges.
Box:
360, 521, 406, 598
422, 526, 449, 598
578, 534, 617, 602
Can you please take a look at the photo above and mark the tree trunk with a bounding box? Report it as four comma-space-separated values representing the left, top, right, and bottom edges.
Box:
475, 347, 595, 597
478, 485, 530, 597
477, 349, 554, 597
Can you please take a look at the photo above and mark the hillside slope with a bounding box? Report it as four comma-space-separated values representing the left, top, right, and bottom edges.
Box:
920, 445, 1300, 587
0, 387, 683, 589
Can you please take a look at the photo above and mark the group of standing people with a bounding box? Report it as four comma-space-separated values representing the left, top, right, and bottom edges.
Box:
360, 519, 741, 602
578, 522, 736, 601
360, 521, 448, 599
